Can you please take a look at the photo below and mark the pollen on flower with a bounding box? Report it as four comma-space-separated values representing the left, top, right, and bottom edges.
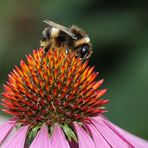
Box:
1, 47, 108, 127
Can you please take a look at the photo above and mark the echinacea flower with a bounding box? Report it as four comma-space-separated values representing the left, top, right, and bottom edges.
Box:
0, 47, 148, 148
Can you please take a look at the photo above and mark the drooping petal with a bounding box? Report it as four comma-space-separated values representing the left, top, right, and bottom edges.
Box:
2, 125, 29, 148
91, 117, 130, 148
0, 120, 16, 145
102, 117, 148, 148
73, 122, 95, 148
85, 122, 110, 148
30, 125, 51, 148
51, 124, 70, 148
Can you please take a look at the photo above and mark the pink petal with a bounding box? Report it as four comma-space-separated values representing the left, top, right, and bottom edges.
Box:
91, 117, 129, 148
73, 122, 95, 148
51, 124, 70, 148
0, 120, 16, 145
3, 125, 29, 148
102, 117, 148, 148
85, 122, 110, 148
30, 125, 51, 148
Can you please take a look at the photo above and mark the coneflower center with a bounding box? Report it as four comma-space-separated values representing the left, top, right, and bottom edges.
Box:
2, 48, 108, 127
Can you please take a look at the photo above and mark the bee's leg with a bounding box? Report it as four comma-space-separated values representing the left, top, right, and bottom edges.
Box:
44, 45, 51, 53
80, 54, 88, 63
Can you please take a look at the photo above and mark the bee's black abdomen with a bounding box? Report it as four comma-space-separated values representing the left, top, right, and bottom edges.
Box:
55, 31, 66, 46
55, 30, 74, 47
42, 27, 51, 40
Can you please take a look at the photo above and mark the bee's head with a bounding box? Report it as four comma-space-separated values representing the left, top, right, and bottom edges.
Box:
70, 26, 92, 59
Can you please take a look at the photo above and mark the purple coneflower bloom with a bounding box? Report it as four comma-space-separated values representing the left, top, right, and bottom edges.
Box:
0, 48, 147, 147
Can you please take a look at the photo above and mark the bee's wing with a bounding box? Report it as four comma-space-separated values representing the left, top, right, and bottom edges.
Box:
44, 20, 77, 39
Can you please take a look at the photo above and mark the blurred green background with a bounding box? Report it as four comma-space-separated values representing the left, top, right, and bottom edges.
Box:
0, 0, 148, 139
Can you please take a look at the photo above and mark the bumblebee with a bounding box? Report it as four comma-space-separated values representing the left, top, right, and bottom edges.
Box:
40, 20, 92, 59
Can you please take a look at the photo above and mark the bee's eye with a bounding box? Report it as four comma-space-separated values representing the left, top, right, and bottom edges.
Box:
79, 44, 89, 59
